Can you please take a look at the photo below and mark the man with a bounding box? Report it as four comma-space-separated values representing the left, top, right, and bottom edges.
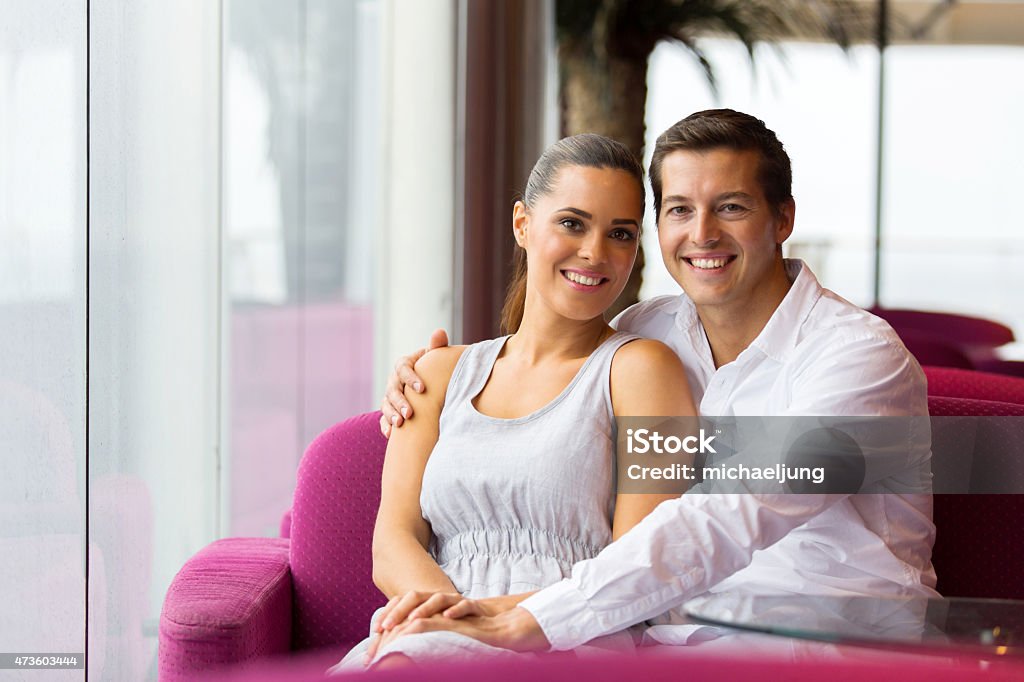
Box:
374, 109, 935, 654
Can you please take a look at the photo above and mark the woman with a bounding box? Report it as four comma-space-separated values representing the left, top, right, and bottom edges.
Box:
329, 134, 695, 672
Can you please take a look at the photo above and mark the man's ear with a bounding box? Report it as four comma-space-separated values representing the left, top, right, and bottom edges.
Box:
775, 198, 796, 245
512, 201, 529, 247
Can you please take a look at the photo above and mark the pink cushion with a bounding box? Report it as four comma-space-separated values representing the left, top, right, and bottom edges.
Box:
869, 307, 1014, 348
974, 358, 1024, 379
159, 537, 292, 679
928, 396, 1024, 417
928, 395, 1024, 599
290, 411, 388, 649
924, 366, 1024, 405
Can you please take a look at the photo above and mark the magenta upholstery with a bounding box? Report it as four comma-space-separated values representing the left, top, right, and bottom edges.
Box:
159, 411, 387, 679
162, 406, 1024, 679
869, 307, 1021, 375
974, 358, 1024, 379
869, 307, 1014, 348
896, 329, 975, 369
159, 537, 293, 679
290, 411, 387, 648
927, 395, 1024, 418
928, 395, 1024, 600
924, 366, 1024, 405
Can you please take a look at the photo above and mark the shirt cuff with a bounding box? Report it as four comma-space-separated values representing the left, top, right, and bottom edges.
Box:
518, 579, 602, 651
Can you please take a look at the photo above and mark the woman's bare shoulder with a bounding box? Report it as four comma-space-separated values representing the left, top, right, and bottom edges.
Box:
611, 338, 693, 416
612, 338, 685, 376
411, 345, 468, 391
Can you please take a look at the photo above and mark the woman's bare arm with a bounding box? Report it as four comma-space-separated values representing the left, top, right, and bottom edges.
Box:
609, 339, 696, 540
371, 345, 464, 597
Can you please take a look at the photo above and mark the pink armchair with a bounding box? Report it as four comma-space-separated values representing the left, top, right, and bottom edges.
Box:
159, 411, 386, 679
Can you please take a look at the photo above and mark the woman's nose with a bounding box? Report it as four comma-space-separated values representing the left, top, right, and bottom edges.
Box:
578, 232, 607, 263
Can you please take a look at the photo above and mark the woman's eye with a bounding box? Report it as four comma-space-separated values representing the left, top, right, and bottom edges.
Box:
559, 218, 583, 231
610, 228, 637, 242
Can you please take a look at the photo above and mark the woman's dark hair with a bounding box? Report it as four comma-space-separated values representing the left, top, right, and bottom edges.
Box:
500, 134, 644, 334
649, 109, 792, 221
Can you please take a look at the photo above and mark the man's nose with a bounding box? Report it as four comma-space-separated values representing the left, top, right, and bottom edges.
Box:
690, 211, 720, 246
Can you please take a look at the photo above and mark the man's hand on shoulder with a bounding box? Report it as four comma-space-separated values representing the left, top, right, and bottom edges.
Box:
380, 328, 450, 437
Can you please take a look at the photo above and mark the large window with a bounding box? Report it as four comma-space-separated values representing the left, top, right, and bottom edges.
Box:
0, 0, 87, 671
644, 38, 878, 304
644, 38, 1024, 345
882, 45, 1024, 341
2, 0, 404, 677
224, 0, 380, 537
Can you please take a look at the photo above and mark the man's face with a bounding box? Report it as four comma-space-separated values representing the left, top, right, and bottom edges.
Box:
656, 147, 794, 314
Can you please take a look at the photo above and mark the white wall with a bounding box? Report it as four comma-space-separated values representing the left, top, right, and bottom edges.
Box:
375, 0, 457, 391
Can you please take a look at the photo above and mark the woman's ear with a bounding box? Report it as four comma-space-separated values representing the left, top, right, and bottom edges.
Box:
512, 201, 528, 247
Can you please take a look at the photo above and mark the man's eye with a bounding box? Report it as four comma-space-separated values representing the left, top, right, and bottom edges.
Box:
721, 203, 747, 213
668, 206, 690, 217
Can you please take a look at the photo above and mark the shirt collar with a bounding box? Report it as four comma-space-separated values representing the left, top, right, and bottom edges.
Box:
672, 259, 822, 365
748, 259, 822, 361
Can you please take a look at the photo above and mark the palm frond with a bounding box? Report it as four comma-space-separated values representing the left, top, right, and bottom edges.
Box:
557, 0, 910, 101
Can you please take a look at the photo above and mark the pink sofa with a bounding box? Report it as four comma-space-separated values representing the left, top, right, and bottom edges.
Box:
869, 307, 1024, 377
159, 408, 1024, 680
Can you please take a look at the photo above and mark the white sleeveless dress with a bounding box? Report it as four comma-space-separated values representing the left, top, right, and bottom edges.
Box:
329, 331, 640, 672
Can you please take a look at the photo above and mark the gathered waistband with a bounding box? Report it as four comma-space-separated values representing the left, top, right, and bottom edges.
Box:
432, 526, 604, 566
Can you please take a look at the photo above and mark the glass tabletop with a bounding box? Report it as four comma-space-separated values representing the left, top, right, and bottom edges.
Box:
684, 594, 1024, 658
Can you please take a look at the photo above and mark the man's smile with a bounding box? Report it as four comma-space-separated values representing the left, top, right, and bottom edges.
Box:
682, 254, 737, 272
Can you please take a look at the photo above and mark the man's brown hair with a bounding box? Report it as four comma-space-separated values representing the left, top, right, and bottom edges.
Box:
649, 109, 793, 220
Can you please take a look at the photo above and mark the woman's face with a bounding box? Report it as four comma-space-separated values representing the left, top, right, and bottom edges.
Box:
515, 165, 643, 325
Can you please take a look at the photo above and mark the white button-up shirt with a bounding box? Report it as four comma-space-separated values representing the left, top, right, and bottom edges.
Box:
519, 260, 938, 650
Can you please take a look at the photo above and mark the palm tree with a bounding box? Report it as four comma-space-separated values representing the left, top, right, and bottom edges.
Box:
557, 0, 885, 315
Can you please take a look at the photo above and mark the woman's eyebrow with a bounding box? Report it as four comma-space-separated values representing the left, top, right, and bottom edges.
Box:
556, 206, 592, 218
557, 207, 638, 228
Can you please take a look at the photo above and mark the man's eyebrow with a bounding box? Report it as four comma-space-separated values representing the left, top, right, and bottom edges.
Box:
718, 191, 756, 203
661, 194, 689, 206
557, 207, 639, 227
661, 192, 756, 206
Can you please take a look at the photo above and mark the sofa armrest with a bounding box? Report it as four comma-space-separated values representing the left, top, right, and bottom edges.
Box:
159, 537, 292, 680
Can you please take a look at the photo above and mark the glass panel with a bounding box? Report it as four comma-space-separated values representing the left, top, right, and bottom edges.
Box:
882, 45, 1024, 343
225, 0, 379, 537
88, 1, 221, 677
643, 39, 878, 304
0, 0, 87, 678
